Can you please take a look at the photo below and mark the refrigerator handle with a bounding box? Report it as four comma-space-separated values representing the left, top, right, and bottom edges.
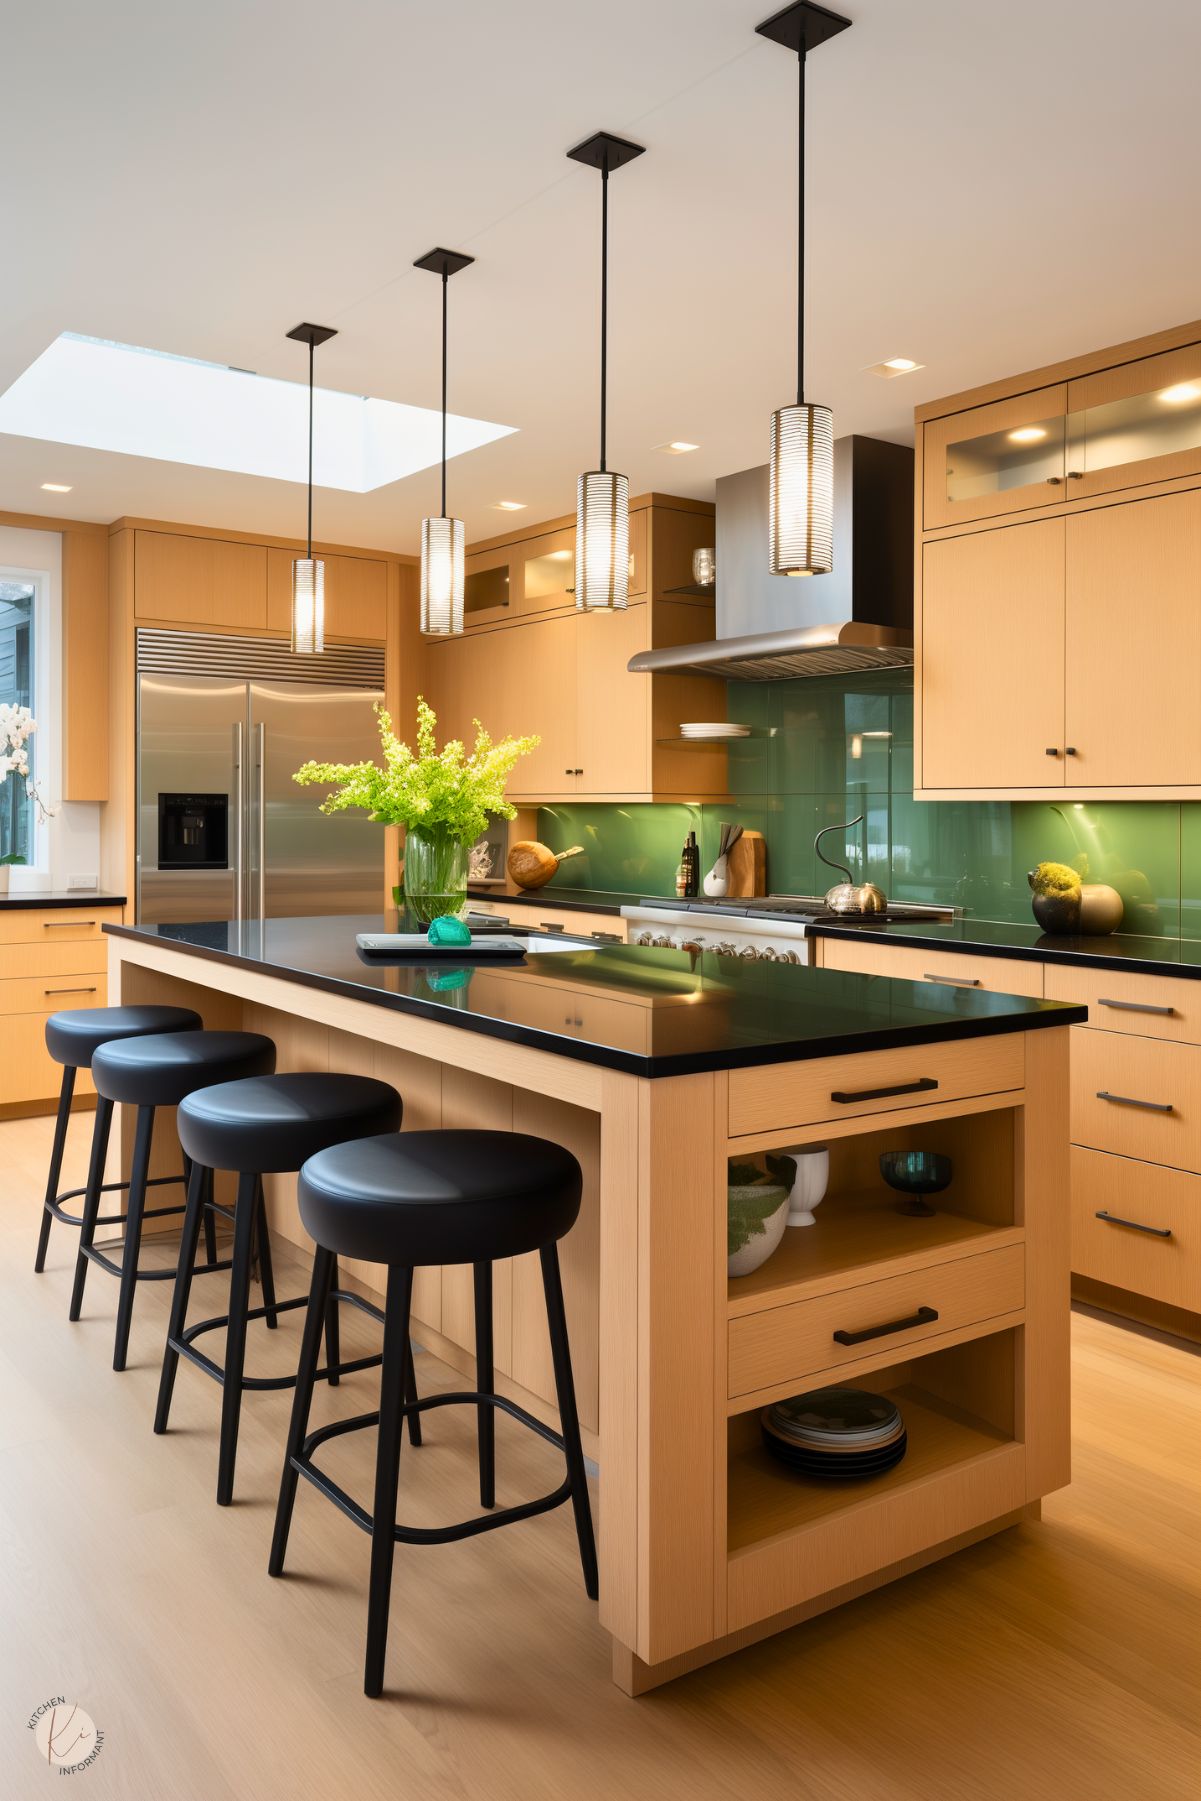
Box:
232, 721, 245, 926
256, 721, 266, 922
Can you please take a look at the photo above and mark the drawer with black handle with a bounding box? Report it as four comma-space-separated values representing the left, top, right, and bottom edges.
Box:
1071, 1146, 1200, 1312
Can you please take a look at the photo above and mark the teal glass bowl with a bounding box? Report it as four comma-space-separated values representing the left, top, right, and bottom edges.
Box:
879, 1151, 952, 1217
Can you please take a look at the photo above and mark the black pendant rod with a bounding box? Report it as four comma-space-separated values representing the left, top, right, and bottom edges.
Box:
599, 153, 609, 473
796, 38, 806, 408
441, 268, 449, 518
306, 336, 314, 558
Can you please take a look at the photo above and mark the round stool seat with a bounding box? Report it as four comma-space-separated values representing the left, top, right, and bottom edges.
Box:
45, 1003, 202, 1070
298, 1130, 582, 1267
91, 1030, 276, 1108
177, 1073, 402, 1174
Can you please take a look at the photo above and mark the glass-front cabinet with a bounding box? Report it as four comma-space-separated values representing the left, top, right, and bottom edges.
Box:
923, 385, 1068, 528
1066, 343, 1201, 498
462, 543, 515, 628
519, 525, 576, 616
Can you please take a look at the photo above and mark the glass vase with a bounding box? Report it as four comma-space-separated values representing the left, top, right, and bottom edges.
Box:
400, 827, 469, 925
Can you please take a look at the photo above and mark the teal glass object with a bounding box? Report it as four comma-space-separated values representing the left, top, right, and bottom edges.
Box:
427, 966, 472, 992
428, 915, 472, 947
879, 1151, 952, 1218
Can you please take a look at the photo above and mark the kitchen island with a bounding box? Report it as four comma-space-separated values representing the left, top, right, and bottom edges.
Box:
105, 916, 1085, 1693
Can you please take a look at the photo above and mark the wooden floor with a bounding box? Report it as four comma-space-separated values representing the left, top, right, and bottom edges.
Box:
1, 1112, 1198, 1801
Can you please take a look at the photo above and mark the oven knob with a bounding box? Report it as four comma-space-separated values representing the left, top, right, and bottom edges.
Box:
739, 945, 759, 960
779, 949, 800, 964
716, 941, 737, 957
653, 935, 673, 949
634, 931, 653, 946
758, 946, 778, 961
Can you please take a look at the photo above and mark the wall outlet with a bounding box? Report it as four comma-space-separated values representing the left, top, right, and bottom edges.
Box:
68, 872, 99, 891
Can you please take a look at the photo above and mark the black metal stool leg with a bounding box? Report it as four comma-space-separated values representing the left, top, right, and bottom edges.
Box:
539, 1242, 598, 1600
154, 1161, 210, 1434
268, 1246, 335, 1577
69, 1096, 114, 1322
474, 1260, 495, 1508
324, 1253, 341, 1386
403, 1334, 422, 1447
216, 1171, 259, 1506
113, 1104, 155, 1371
364, 1264, 414, 1699
196, 1156, 219, 1266
254, 1179, 279, 1329
35, 1064, 76, 1273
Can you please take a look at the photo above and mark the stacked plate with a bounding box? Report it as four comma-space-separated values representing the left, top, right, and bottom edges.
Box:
680, 722, 751, 741
760, 1386, 907, 1480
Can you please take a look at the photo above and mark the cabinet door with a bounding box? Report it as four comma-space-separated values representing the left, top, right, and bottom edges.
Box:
1065, 491, 1201, 787
518, 526, 576, 617
266, 550, 387, 640
575, 605, 651, 794
1067, 342, 1201, 500
922, 386, 1067, 529
462, 544, 517, 629
921, 519, 1065, 789
135, 531, 267, 630
503, 616, 580, 798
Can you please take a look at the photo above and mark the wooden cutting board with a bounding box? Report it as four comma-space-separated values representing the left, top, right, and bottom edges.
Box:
726, 829, 766, 897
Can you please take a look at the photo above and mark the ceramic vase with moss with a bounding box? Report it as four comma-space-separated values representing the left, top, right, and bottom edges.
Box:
1028, 863, 1082, 934
727, 1153, 795, 1278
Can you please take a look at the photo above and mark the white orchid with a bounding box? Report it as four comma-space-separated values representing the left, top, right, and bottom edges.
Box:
0, 703, 56, 821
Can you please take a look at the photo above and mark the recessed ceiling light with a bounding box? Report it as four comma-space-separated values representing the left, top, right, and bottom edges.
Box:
656, 440, 699, 454
863, 358, 924, 379
493, 499, 526, 511
1159, 383, 1201, 405
40, 481, 72, 492
1008, 426, 1048, 443
0, 333, 516, 493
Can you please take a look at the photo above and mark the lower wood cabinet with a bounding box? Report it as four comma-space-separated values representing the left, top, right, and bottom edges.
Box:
1071, 1146, 1201, 1313
0, 906, 122, 1112
817, 933, 1045, 998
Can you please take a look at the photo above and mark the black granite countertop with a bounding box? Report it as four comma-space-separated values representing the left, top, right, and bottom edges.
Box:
810, 915, 1201, 980
106, 914, 1086, 1079
0, 890, 126, 910
466, 884, 642, 916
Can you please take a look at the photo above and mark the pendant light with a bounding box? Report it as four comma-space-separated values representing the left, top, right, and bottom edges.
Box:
285, 322, 336, 652
415, 247, 475, 635
757, 2, 850, 576
567, 131, 645, 611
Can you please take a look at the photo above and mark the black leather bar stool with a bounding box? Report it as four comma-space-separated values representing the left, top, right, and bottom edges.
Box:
269, 1129, 598, 1699
35, 1004, 203, 1278
80, 1031, 277, 1372
156, 1072, 406, 1506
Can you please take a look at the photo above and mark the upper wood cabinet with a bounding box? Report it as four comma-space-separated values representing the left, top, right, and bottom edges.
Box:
134, 531, 267, 629
923, 386, 1068, 530
265, 549, 387, 640
922, 520, 1066, 790
1066, 342, 1201, 501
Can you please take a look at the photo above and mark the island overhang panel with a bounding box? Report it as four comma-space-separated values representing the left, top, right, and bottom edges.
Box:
104, 919, 1083, 1693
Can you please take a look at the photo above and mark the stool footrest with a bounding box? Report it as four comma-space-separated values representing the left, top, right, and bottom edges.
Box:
294, 1391, 571, 1545
169, 1288, 383, 1392
45, 1171, 188, 1231
84, 1245, 233, 1281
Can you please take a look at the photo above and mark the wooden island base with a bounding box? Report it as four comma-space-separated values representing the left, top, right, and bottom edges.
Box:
108, 929, 1072, 1693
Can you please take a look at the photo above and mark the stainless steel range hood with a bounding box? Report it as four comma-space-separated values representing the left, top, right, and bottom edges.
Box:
629, 435, 913, 681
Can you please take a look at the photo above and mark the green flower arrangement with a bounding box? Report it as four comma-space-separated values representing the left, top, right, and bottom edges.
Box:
293, 698, 540, 923
293, 698, 539, 844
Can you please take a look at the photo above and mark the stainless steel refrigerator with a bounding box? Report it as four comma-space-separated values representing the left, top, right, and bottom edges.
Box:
137, 630, 386, 924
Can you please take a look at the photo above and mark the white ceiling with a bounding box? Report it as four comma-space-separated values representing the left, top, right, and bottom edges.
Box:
3, 0, 1200, 554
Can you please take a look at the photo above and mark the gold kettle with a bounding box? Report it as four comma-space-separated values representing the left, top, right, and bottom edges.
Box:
815, 815, 887, 916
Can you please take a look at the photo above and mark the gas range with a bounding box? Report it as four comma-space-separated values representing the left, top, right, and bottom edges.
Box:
620, 895, 955, 963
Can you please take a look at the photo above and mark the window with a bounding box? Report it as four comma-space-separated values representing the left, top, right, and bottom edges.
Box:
0, 578, 35, 863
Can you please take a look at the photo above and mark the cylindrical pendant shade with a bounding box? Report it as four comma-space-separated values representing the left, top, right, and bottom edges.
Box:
575, 470, 629, 610
420, 515, 465, 635
291, 557, 325, 654
769, 402, 834, 576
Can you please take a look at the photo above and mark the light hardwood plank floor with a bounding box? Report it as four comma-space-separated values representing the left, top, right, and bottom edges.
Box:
0, 1111, 1198, 1801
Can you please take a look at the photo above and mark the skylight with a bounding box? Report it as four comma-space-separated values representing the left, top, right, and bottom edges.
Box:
0, 333, 516, 492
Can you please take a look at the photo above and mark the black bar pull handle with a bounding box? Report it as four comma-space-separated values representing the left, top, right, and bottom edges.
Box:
923, 971, 981, 987
1095, 1210, 1172, 1239
1098, 997, 1177, 1018
833, 1305, 939, 1347
831, 1076, 939, 1105
1096, 1090, 1174, 1114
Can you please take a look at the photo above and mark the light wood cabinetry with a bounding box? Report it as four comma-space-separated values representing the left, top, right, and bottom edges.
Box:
134, 530, 268, 630
423, 497, 726, 802
265, 548, 387, 640
0, 904, 123, 1113
817, 933, 1045, 998
915, 318, 1201, 799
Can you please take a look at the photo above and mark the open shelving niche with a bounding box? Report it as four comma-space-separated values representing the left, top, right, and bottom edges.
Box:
721, 1101, 1028, 1610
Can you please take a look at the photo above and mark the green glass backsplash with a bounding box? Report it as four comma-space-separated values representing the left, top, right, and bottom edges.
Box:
537, 670, 1197, 938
